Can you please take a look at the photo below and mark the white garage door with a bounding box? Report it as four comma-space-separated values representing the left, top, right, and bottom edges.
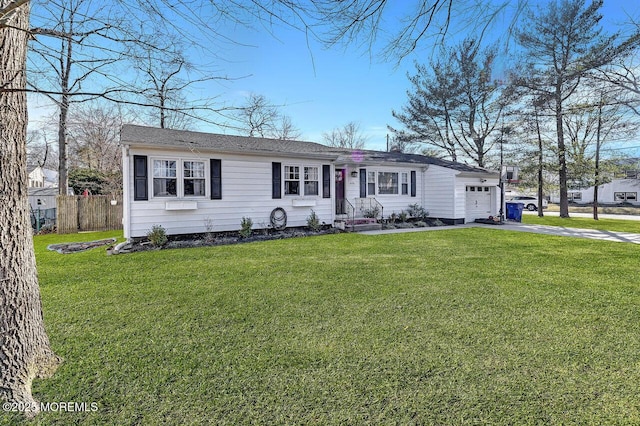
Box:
466, 186, 492, 222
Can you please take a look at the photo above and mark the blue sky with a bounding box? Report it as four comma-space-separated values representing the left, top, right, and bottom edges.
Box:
27, 1, 640, 152
194, 0, 640, 151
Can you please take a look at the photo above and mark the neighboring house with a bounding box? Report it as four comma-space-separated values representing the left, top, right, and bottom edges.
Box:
27, 187, 58, 229
569, 177, 640, 205
27, 165, 58, 188
27, 187, 58, 211
27, 165, 45, 188
120, 125, 500, 239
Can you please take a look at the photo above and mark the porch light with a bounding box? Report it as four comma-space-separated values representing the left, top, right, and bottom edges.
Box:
350, 170, 358, 178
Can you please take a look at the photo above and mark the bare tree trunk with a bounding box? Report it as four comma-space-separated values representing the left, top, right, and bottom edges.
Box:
593, 99, 604, 221
57, 95, 69, 195
535, 107, 544, 218
555, 88, 570, 218
0, 0, 62, 417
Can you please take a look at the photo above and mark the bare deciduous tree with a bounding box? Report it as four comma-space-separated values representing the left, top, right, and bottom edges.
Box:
67, 103, 123, 174
235, 93, 301, 140
322, 121, 368, 149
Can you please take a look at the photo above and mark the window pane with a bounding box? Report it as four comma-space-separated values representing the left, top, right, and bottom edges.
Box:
304, 166, 318, 181
378, 172, 398, 195
626, 192, 637, 201
153, 160, 176, 178
184, 161, 205, 178
285, 166, 299, 180
285, 181, 299, 195
615, 192, 625, 201
184, 179, 206, 196
305, 181, 318, 196
153, 178, 177, 197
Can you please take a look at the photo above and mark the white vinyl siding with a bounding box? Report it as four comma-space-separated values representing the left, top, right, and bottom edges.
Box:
125, 150, 334, 238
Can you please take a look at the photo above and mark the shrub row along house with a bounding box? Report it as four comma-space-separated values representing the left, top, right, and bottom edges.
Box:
120, 125, 500, 239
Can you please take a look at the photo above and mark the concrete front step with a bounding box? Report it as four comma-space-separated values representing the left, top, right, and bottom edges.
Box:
352, 223, 383, 232
334, 218, 383, 232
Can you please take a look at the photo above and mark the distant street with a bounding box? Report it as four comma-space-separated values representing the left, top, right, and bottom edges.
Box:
523, 210, 640, 221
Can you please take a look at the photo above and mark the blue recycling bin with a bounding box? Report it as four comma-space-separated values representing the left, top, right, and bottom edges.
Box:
505, 202, 524, 222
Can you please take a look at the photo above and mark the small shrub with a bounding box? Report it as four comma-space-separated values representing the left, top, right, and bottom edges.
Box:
398, 211, 408, 223
147, 225, 168, 247
407, 203, 429, 219
239, 217, 253, 239
203, 218, 215, 243
306, 210, 322, 232
363, 206, 380, 219
388, 212, 398, 223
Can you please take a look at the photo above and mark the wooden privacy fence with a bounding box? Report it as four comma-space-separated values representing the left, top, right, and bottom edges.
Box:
56, 195, 123, 233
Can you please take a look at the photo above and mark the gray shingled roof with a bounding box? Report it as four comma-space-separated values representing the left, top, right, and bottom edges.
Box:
120, 125, 338, 158
339, 150, 498, 175
121, 125, 497, 175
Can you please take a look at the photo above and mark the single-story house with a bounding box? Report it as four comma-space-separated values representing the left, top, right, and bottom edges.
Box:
568, 178, 640, 205
120, 125, 500, 240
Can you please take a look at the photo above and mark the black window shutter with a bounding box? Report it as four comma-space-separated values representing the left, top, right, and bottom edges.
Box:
133, 155, 148, 201
411, 170, 417, 197
359, 168, 367, 198
322, 164, 331, 198
210, 159, 222, 200
272, 162, 282, 199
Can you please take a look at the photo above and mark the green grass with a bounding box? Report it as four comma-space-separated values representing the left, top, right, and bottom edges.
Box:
5, 226, 640, 424
522, 214, 640, 233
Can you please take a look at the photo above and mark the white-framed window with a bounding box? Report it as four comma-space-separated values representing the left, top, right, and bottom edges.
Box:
569, 192, 582, 201
401, 172, 408, 195
153, 160, 177, 197
284, 165, 300, 195
304, 166, 319, 196
183, 161, 206, 196
367, 171, 376, 195
378, 172, 398, 195
283, 164, 324, 197
152, 158, 207, 198
616, 192, 637, 202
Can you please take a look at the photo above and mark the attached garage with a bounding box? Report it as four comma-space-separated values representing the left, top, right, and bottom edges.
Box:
465, 185, 495, 222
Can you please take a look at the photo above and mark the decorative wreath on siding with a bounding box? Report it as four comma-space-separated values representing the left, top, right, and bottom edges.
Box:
270, 207, 287, 231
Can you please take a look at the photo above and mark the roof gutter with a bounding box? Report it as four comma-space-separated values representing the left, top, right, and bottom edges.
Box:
120, 141, 340, 161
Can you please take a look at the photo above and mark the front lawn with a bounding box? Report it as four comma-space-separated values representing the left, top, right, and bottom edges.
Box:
7, 228, 640, 424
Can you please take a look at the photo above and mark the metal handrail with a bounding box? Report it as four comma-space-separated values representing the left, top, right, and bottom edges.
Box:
343, 198, 355, 231
354, 197, 383, 222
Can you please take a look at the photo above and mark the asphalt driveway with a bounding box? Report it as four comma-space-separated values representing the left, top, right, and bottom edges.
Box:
362, 220, 640, 244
